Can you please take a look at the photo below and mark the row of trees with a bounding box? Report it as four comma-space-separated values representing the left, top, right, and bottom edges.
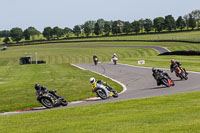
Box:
0, 10, 200, 43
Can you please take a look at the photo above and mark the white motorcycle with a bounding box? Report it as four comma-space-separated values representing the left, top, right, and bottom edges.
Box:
92, 81, 118, 99
112, 57, 118, 65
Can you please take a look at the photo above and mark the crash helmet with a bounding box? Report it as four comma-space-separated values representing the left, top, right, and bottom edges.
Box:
152, 68, 157, 73
114, 53, 116, 56
90, 77, 95, 85
171, 59, 175, 63
35, 83, 41, 90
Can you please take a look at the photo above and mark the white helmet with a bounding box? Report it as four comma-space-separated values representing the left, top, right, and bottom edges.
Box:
90, 77, 95, 85
114, 53, 116, 56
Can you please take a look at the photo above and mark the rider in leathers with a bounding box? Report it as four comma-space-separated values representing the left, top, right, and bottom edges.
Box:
90, 77, 114, 92
35, 84, 57, 100
152, 68, 171, 86
170, 59, 188, 75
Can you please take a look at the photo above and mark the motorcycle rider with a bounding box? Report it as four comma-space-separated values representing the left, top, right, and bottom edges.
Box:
35, 83, 57, 99
112, 53, 118, 59
170, 59, 188, 75
93, 54, 98, 65
90, 77, 114, 92
152, 68, 171, 86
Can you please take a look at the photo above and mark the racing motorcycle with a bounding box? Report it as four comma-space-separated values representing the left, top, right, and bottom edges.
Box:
112, 57, 118, 65
92, 81, 118, 99
36, 90, 68, 108
93, 57, 98, 65
155, 72, 175, 87
174, 66, 188, 80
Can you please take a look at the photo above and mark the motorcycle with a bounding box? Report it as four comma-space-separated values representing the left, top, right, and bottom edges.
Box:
155, 72, 175, 87
112, 57, 118, 65
92, 81, 118, 99
174, 66, 188, 80
36, 90, 68, 108
93, 57, 98, 65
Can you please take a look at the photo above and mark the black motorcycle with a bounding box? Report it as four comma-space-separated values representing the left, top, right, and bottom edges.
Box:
37, 90, 68, 108
155, 72, 175, 87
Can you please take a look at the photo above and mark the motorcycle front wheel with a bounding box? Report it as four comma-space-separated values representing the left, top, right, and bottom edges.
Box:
59, 97, 68, 106
96, 89, 107, 100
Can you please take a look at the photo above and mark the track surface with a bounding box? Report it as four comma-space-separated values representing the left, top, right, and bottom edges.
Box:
72, 63, 200, 105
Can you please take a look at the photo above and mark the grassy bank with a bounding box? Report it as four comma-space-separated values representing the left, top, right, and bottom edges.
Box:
1, 91, 200, 133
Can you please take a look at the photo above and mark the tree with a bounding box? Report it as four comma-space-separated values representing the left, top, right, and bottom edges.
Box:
112, 21, 121, 35
63, 27, 72, 38
52, 26, 63, 39
164, 15, 176, 31
0, 30, 10, 37
122, 21, 132, 34
191, 10, 200, 29
104, 21, 111, 36
23, 26, 40, 40
188, 13, 196, 30
176, 16, 186, 31
153, 17, 165, 32
73, 25, 81, 37
42, 27, 52, 40
132, 20, 140, 34
144, 19, 153, 33
3, 37, 10, 44
10, 27, 24, 43
183, 14, 189, 29
138, 19, 144, 33
94, 22, 100, 36
97, 18, 105, 35
82, 20, 95, 36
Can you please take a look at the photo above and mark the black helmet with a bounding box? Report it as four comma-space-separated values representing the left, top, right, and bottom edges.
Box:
152, 68, 157, 73
35, 83, 41, 90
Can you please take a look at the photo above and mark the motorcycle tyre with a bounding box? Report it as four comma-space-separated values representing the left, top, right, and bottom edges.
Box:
40, 97, 55, 108
161, 78, 170, 87
59, 97, 68, 106
96, 89, 107, 100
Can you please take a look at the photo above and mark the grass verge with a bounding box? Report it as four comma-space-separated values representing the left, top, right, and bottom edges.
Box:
1, 91, 200, 133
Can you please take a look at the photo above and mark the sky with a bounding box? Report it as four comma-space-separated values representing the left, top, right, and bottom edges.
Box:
0, 0, 200, 32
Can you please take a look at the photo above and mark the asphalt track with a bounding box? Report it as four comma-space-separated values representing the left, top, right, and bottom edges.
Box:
70, 63, 200, 106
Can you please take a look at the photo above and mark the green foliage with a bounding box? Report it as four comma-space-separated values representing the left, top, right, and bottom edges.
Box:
122, 21, 132, 34
42, 27, 52, 40
23, 27, 40, 40
164, 15, 176, 31
153, 17, 165, 32
189, 13, 196, 30
94, 22, 100, 36
52, 26, 63, 39
10, 27, 24, 43
3, 37, 10, 44
144, 19, 153, 33
112, 21, 121, 35
132, 20, 140, 34
104, 21, 111, 36
73, 25, 81, 37
176, 16, 186, 30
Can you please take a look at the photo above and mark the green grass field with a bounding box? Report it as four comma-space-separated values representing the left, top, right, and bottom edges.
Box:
1, 91, 200, 133
0, 32, 200, 133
